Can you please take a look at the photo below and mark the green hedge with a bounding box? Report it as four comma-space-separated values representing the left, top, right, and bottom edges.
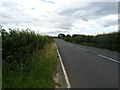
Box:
0, 26, 53, 64
62, 31, 120, 51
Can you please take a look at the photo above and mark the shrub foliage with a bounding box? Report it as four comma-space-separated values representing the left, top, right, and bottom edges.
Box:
62, 31, 120, 51
0, 26, 53, 64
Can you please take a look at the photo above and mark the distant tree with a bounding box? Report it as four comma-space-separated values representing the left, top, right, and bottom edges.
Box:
72, 34, 81, 37
58, 33, 65, 38
66, 34, 71, 37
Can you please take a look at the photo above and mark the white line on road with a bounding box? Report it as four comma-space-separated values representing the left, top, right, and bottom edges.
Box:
55, 43, 71, 88
98, 54, 120, 64
77, 47, 87, 51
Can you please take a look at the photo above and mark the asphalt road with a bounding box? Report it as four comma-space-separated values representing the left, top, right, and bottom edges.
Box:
55, 39, 119, 88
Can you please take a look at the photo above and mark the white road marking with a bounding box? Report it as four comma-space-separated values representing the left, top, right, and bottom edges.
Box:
67, 44, 73, 47
55, 43, 71, 88
98, 54, 120, 64
77, 47, 87, 51
64, 44, 73, 47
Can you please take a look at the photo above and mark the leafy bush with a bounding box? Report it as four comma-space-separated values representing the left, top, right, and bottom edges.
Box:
0, 26, 53, 64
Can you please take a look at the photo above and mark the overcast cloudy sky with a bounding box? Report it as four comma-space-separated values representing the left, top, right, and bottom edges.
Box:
0, 0, 119, 36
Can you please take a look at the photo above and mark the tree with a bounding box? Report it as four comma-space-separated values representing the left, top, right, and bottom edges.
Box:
58, 33, 65, 38
66, 34, 71, 37
72, 34, 81, 37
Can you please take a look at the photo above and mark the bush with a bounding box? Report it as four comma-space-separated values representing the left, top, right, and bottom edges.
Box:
62, 32, 120, 51
0, 26, 53, 64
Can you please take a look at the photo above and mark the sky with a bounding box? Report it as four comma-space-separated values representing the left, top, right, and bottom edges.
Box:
0, 0, 119, 36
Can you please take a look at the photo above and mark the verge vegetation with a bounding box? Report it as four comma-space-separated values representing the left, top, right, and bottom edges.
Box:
1, 26, 58, 88
61, 31, 120, 52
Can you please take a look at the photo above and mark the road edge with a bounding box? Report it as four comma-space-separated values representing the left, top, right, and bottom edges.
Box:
55, 42, 71, 88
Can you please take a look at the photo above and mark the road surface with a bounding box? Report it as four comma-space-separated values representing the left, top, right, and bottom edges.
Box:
55, 39, 119, 88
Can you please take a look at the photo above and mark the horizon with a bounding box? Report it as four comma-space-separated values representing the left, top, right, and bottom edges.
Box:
1, 25, 119, 37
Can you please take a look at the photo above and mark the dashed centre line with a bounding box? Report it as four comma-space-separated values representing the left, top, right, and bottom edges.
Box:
98, 54, 120, 64
77, 47, 87, 51
68, 44, 119, 64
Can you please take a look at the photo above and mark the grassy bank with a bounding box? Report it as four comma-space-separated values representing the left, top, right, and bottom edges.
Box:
1, 27, 58, 88
3, 43, 58, 88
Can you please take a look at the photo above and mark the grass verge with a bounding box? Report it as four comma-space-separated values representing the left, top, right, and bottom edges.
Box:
3, 43, 58, 88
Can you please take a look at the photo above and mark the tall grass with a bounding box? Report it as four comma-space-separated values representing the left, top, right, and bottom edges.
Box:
1, 26, 57, 88
3, 43, 58, 88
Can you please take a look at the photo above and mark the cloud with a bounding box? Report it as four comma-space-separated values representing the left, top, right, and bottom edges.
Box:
41, 0, 55, 4
0, 0, 118, 36
89, 2, 118, 15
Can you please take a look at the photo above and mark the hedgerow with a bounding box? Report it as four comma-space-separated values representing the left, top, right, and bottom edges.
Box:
62, 31, 120, 51
0, 26, 53, 64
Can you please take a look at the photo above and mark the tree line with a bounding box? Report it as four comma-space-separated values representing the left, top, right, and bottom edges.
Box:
58, 31, 120, 52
